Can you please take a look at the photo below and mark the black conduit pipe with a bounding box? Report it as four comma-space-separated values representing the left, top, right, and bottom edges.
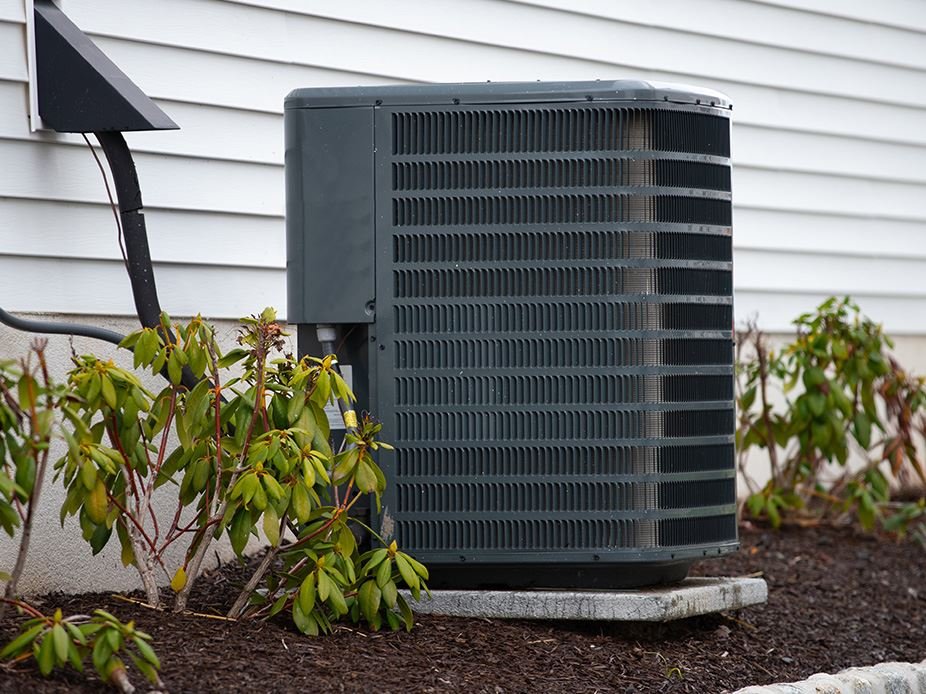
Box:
95, 131, 200, 391
0, 306, 126, 346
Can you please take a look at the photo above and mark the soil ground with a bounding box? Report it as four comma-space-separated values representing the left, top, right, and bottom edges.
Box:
2, 524, 925, 693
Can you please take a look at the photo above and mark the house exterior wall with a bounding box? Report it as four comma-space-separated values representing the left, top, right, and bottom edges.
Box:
0, 0, 925, 592
0, 0, 925, 329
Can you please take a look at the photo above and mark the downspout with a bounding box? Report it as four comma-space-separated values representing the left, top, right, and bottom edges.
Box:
94, 131, 200, 392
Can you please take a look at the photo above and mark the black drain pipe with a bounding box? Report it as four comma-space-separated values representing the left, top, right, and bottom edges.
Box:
95, 132, 199, 391
0, 307, 125, 346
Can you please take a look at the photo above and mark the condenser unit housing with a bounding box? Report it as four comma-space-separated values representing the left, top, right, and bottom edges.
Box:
285, 81, 737, 588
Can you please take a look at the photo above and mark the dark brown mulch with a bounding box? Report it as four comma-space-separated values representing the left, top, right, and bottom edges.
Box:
2, 525, 925, 693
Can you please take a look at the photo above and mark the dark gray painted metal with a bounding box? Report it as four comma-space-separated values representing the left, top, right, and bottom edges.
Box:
286, 80, 732, 110
34, 0, 177, 132
287, 81, 737, 588
286, 107, 376, 324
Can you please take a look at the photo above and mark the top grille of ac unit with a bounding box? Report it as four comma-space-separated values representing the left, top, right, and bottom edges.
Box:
285, 81, 737, 588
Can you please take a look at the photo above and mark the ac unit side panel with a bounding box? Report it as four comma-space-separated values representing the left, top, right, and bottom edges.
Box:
285, 106, 376, 325
370, 99, 737, 580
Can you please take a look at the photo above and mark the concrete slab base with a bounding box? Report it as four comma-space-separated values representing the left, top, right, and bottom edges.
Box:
404, 576, 768, 622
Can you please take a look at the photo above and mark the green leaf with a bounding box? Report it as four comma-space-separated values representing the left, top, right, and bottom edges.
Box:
317, 569, 332, 602
381, 579, 398, 609
167, 350, 183, 385
298, 573, 316, 614
287, 395, 305, 426
0, 623, 45, 659
80, 459, 97, 491
91, 634, 113, 675
268, 594, 288, 618
36, 633, 55, 676
89, 523, 113, 555
739, 385, 757, 412
51, 624, 69, 663
217, 348, 249, 369
229, 508, 252, 556
85, 479, 109, 524
354, 459, 377, 493
363, 548, 388, 574
133, 636, 160, 670
404, 553, 429, 580
263, 506, 280, 547
375, 556, 392, 588
291, 483, 311, 523
853, 411, 872, 450
291, 601, 317, 636
358, 580, 382, 625
100, 376, 117, 410
396, 592, 414, 631
327, 584, 348, 616
395, 554, 419, 590
17, 374, 37, 412
130, 654, 160, 685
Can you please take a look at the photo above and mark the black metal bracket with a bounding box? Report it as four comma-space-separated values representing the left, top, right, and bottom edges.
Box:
33, 0, 178, 133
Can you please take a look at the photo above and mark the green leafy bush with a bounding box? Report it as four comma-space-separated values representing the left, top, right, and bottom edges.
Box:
52, 308, 426, 627
0, 341, 62, 614
0, 601, 160, 692
737, 297, 926, 532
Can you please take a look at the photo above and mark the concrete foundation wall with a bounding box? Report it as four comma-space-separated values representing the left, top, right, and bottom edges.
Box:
0, 314, 295, 595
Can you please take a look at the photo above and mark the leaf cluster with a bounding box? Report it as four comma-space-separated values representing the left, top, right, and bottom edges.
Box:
0, 605, 160, 688
737, 297, 926, 532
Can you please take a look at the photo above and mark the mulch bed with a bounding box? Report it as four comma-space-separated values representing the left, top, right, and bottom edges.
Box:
2, 524, 925, 693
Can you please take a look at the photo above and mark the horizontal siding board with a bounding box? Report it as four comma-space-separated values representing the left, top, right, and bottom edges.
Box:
498, 0, 926, 70
0, 21, 27, 82
63, 0, 926, 109
0, 255, 286, 318
751, 0, 926, 34
0, 198, 284, 268
227, 0, 926, 71
734, 249, 926, 297
7, 16, 921, 153
0, 1, 24, 23
0, 80, 280, 164
734, 167, 926, 222
734, 208, 926, 260
7, 79, 926, 185
735, 290, 926, 334
92, 35, 401, 114
0, 139, 283, 216
733, 125, 926, 185
89, 33, 926, 149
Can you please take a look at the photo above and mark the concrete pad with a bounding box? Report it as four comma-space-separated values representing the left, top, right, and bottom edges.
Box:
405, 577, 767, 622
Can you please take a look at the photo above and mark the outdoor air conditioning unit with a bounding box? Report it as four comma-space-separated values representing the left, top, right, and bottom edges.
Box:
285, 81, 737, 589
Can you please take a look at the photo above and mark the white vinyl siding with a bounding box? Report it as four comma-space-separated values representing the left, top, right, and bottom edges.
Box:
0, 0, 924, 331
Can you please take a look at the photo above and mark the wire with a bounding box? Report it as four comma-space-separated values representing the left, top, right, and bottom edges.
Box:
81, 133, 129, 271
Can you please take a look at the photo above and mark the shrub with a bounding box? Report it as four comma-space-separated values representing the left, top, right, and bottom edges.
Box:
52, 308, 426, 624
0, 340, 61, 617
737, 297, 926, 532
0, 601, 161, 692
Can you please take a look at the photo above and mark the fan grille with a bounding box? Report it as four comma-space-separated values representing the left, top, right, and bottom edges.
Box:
375, 101, 735, 564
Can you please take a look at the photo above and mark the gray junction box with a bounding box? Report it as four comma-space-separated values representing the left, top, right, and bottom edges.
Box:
285, 81, 737, 589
